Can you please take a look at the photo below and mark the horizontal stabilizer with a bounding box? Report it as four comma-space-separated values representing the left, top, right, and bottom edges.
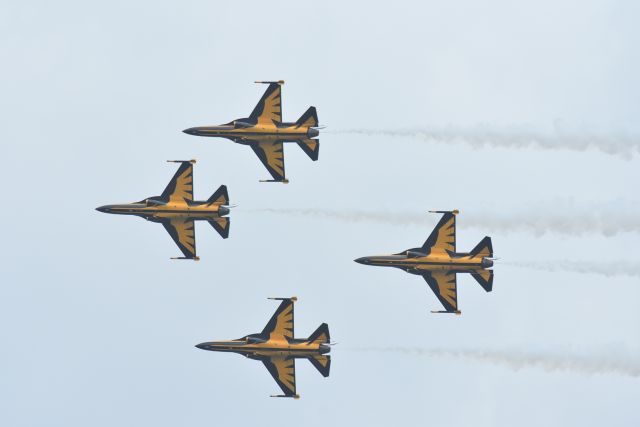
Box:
469, 236, 493, 258
207, 217, 230, 239
470, 269, 493, 292
297, 139, 320, 161
308, 355, 331, 377
307, 323, 330, 345
207, 185, 229, 205
295, 106, 318, 128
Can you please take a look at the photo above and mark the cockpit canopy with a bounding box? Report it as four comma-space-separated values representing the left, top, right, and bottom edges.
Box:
405, 250, 426, 259
140, 198, 167, 207
242, 335, 267, 344
233, 120, 253, 129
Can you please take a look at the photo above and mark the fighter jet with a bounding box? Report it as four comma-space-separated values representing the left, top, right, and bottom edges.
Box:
196, 297, 331, 398
96, 160, 231, 260
183, 81, 321, 183
355, 210, 494, 315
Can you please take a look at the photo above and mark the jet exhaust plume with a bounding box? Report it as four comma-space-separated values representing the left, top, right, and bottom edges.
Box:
248, 208, 640, 237
505, 260, 640, 278
331, 127, 640, 159
348, 347, 640, 378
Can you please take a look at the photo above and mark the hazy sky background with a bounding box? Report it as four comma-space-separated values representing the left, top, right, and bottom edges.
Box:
1, 1, 639, 426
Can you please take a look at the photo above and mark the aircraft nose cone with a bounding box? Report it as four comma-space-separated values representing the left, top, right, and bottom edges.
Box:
354, 257, 369, 265
183, 127, 196, 135
96, 205, 109, 213
195, 343, 207, 350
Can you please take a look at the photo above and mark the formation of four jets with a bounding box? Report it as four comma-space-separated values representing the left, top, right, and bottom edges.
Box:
96, 81, 495, 397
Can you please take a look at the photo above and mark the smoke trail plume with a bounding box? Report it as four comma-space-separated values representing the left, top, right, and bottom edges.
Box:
348, 347, 640, 378
249, 207, 640, 237
332, 126, 640, 159
505, 260, 640, 278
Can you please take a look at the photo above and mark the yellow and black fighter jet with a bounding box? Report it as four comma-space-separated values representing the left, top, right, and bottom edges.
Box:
183, 81, 321, 183
196, 297, 331, 398
355, 210, 494, 315
96, 160, 231, 260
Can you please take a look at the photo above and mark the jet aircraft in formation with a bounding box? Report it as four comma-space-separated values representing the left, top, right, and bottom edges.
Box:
355, 210, 495, 314
196, 297, 331, 398
183, 81, 321, 183
96, 160, 232, 260
95, 81, 500, 399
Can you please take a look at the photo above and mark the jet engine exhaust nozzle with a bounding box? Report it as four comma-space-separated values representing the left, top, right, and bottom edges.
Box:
319, 343, 331, 354
482, 258, 494, 268
308, 128, 320, 138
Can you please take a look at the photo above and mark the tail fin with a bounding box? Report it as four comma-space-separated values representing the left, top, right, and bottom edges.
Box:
470, 270, 493, 292
207, 185, 228, 205
295, 106, 318, 128
297, 139, 320, 161
307, 355, 331, 377
469, 236, 493, 258
306, 323, 330, 345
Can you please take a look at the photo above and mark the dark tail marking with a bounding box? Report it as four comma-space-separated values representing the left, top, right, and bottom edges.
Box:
295, 106, 318, 128
307, 323, 330, 344
469, 236, 493, 258
207, 185, 229, 205
297, 139, 320, 161
208, 217, 230, 239
470, 270, 493, 292
307, 355, 331, 377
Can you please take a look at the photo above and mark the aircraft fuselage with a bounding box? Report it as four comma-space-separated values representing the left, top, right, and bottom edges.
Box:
96, 201, 229, 220
355, 252, 493, 275
196, 339, 331, 357
183, 121, 319, 141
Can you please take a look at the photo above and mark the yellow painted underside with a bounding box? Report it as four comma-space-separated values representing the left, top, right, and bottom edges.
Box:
209, 339, 323, 354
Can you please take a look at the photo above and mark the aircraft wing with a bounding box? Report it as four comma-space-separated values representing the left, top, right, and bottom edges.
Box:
261, 355, 297, 397
160, 218, 197, 259
160, 161, 194, 203
422, 271, 459, 313
422, 212, 456, 254
249, 82, 282, 125
261, 298, 294, 340
249, 140, 286, 181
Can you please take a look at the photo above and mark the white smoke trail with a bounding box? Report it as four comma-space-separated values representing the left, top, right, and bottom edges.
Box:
248, 207, 640, 237
331, 126, 640, 159
347, 347, 640, 378
505, 260, 640, 278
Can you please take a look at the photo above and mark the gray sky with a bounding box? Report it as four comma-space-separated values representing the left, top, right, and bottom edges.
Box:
1, 1, 639, 426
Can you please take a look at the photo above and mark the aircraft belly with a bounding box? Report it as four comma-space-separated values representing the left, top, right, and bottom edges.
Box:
250, 349, 321, 358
